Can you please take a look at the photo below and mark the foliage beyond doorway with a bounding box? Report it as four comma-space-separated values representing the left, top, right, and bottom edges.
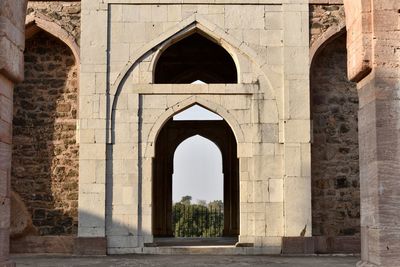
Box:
172, 196, 224, 237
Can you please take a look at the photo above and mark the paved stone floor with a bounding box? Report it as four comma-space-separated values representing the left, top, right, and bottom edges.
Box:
12, 254, 359, 267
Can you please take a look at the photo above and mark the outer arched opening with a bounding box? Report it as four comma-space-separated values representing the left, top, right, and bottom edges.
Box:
154, 32, 238, 84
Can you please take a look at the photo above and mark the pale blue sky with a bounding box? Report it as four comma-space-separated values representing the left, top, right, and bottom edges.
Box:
172, 105, 224, 203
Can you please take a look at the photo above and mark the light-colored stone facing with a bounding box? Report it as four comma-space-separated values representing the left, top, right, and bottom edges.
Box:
79, 0, 311, 254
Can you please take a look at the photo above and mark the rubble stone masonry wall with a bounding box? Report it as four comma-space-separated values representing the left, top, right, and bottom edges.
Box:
0, 0, 27, 265
27, 1, 81, 45
310, 4, 360, 238
309, 4, 345, 46
310, 34, 360, 237
12, 31, 79, 236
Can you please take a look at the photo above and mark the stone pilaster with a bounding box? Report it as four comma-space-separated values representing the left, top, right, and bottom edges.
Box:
344, 0, 400, 266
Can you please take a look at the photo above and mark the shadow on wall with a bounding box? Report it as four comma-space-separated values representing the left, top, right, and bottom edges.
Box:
310, 33, 360, 237
11, 211, 127, 254
11, 30, 79, 238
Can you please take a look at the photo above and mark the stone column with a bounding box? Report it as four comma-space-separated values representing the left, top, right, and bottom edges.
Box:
0, 1, 27, 266
344, 0, 400, 266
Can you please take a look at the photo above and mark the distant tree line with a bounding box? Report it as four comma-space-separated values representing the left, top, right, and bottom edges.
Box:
172, 196, 224, 237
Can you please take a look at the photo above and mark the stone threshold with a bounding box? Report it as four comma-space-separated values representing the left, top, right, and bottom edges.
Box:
10, 235, 360, 255
151, 237, 239, 247
139, 246, 281, 255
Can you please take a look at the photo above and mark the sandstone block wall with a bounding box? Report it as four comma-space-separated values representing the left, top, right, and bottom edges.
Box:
343, 0, 400, 265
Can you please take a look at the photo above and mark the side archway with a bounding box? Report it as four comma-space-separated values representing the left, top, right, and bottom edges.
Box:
11, 13, 80, 238
310, 30, 360, 241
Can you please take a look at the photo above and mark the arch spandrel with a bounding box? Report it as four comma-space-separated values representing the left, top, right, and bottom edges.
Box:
144, 96, 245, 159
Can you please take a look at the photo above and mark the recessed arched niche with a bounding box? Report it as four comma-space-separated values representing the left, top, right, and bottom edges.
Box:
154, 32, 238, 84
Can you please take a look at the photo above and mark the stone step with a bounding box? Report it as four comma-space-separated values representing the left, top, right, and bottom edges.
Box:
141, 246, 281, 255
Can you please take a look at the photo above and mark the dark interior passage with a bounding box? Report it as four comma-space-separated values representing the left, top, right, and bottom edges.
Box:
154, 33, 238, 84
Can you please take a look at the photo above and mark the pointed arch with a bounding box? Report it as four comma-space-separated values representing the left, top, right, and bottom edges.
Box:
152, 31, 238, 84
25, 12, 80, 63
310, 24, 346, 67
172, 134, 224, 204
144, 96, 245, 158
110, 14, 275, 97
110, 15, 278, 143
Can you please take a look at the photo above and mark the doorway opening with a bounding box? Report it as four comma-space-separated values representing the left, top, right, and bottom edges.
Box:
152, 105, 239, 246
172, 135, 224, 238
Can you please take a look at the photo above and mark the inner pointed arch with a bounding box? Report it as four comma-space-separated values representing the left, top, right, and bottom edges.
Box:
173, 134, 224, 204
173, 104, 223, 121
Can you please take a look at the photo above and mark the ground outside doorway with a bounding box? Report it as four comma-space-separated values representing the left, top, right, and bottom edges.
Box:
12, 254, 359, 267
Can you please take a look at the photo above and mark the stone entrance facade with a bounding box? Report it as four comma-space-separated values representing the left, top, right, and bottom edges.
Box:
78, 1, 311, 254
0, 0, 399, 266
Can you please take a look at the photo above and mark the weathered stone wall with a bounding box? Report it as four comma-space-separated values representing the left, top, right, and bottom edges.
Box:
309, 4, 345, 46
0, 0, 27, 265
310, 33, 360, 237
27, 1, 81, 45
12, 31, 79, 236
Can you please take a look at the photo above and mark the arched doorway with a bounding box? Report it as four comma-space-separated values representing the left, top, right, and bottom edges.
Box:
12, 30, 79, 237
152, 107, 239, 239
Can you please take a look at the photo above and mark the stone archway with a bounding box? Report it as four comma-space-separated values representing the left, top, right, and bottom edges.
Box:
25, 13, 80, 64
152, 118, 239, 239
